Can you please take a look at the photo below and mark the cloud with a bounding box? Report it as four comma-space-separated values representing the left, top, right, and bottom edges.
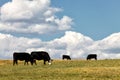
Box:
0, 0, 72, 34
0, 0, 120, 60
84, 32, 120, 59
47, 31, 94, 59
1, 31, 120, 60
49, 32, 120, 59
1, 0, 50, 21
0, 33, 44, 59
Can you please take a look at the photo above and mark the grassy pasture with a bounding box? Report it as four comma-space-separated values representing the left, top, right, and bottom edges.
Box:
0, 59, 120, 80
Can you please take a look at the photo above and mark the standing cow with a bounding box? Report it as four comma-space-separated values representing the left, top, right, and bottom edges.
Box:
87, 54, 97, 60
62, 55, 71, 60
31, 51, 51, 65
13, 52, 33, 65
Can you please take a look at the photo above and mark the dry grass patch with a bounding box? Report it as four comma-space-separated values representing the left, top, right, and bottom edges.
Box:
0, 59, 120, 80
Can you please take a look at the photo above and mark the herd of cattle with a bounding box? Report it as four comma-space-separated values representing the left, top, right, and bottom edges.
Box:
13, 51, 97, 65
13, 51, 51, 65
62, 54, 97, 60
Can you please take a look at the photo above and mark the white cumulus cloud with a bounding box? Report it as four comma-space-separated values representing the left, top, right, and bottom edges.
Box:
0, 33, 43, 59
0, 0, 72, 34
1, 31, 120, 60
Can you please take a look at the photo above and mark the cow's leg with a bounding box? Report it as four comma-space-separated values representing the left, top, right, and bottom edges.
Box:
27, 61, 29, 65
44, 60, 46, 65
24, 60, 27, 65
30, 59, 37, 65
34, 60, 37, 65
30, 60, 34, 65
30, 60, 33, 65
95, 57, 97, 60
16, 60, 18, 65
13, 60, 16, 65
24, 60, 29, 65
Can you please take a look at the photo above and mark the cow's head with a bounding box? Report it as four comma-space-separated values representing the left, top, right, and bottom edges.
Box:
48, 59, 53, 65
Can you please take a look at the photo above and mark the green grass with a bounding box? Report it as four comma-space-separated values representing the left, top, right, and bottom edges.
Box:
0, 59, 120, 80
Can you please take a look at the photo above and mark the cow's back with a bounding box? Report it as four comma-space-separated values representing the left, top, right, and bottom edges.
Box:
13, 52, 30, 60
31, 51, 50, 60
87, 54, 97, 60
62, 55, 71, 60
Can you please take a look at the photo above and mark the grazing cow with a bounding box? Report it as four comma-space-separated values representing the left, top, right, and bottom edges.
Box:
13, 52, 33, 65
62, 55, 71, 60
31, 51, 51, 65
87, 54, 97, 60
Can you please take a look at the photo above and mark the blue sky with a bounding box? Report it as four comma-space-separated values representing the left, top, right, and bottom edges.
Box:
1, 0, 120, 59
51, 0, 120, 40
0, 0, 120, 40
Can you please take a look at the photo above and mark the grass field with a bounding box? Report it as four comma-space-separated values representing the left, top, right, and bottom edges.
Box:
0, 59, 120, 80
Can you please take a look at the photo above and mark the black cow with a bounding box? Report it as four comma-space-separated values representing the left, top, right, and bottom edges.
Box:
31, 51, 51, 65
87, 54, 97, 60
13, 52, 33, 65
62, 55, 71, 60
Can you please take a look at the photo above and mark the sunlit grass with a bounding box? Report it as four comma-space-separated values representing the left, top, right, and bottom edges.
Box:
0, 59, 120, 80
